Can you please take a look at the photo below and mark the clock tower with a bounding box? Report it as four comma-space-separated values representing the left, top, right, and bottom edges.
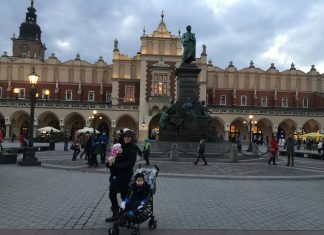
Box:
12, 0, 46, 60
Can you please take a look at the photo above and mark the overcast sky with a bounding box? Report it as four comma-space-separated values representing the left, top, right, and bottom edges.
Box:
1, 0, 324, 73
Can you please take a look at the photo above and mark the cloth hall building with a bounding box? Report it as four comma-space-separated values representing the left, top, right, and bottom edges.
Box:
0, 2, 323, 143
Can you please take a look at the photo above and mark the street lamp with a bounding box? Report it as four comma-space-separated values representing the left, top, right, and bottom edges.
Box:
13, 88, 19, 99
142, 115, 145, 128
247, 114, 257, 152
44, 89, 50, 101
18, 67, 41, 166
92, 110, 97, 135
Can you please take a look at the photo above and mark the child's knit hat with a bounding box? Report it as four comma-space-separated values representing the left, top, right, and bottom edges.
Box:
134, 172, 145, 181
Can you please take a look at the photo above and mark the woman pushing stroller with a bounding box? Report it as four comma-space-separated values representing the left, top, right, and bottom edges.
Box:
105, 129, 138, 222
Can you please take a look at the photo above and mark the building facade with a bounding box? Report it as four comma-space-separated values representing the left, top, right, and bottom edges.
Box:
0, 2, 323, 143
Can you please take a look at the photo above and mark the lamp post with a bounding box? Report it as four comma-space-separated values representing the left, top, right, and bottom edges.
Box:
92, 110, 97, 136
247, 114, 257, 152
13, 88, 19, 100
44, 89, 50, 101
18, 67, 41, 166
142, 115, 145, 128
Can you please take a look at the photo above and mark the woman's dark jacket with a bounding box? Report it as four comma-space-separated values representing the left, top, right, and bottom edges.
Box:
108, 141, 137, 187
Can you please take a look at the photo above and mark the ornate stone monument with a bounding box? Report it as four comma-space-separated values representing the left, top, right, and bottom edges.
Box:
159, 26, 217, 142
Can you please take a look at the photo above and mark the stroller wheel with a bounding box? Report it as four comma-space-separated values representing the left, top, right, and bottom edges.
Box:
108, 227, 119, 235
149, 218, 157, 229
131, 229, 140, 235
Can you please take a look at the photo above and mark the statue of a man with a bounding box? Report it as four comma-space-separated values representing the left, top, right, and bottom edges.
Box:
181, 25, 196, 64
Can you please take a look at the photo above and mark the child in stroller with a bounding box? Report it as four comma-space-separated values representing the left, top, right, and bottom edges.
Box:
109, 165, 159, 235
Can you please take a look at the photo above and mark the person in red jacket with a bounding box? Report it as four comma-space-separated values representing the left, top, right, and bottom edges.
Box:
268, 135, 278, 165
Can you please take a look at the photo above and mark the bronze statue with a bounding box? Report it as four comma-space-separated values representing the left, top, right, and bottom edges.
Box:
159, 110, 170, 129
181, 25, 196, 64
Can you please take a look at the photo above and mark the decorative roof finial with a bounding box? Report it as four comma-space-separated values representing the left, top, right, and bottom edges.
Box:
161, 10, 164, 21
143, 26, 146, 36
270, 63, 276, 69
249, 60, 255, 68
31, 0, 34, 7
75, 52, 80, 60
202, 44, 207, 55
290, 62, 296, 71
228, 61, 234, 67
114, 38, 119, 51
310, 65, 316, 71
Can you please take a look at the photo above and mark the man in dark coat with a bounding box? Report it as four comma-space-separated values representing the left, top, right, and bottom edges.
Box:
194, 139, 207, 165
105, 129, 137, 222
286, 133, 295, 166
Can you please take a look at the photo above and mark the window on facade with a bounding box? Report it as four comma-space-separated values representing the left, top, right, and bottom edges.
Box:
241, 96, 247, 106
65, 90, 72, 101
153, 74, 169, 96
220, 95, 226, 105
282, 97, 288, 107
261, 96, 267, 107
88, 91, 95, 101
303, 98, 308, 108
18, 88, 25, 98
125, 86, 135, 102
0, 87, 2, 98
106, 92, 111, 103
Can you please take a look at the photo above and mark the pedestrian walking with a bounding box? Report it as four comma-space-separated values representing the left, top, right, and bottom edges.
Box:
142, 137, 151, 165
71, 134, 81, 161
268, 135, 278, 165
80, 131, 90, 159
63, 132, 69, 151
286, 133, 295, 166
19, 133, 27, 148
236, 136, 242, 153
11, 132, 16, 143
105, 129, 137, 222
99, 132, 108, 164
89, 134, 100, 167
194, 139, 207, 165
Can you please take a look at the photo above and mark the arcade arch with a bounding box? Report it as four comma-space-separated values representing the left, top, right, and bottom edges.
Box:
10, 110, 29, 135
211, 116, 225, 139
302, 119, 321, 133
278, 118, 298, 139
116, 115, 137, 134
255, 118, 273, 144
64, 112, 86, 138
37, 111, 60, 129
148, 114, 160, 140
95, 113, 111, 135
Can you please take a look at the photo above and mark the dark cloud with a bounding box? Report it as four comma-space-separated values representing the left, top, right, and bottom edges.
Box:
0, 0, 323, 73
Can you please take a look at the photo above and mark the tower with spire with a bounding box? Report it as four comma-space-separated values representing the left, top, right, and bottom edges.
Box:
12, 0, 46, 60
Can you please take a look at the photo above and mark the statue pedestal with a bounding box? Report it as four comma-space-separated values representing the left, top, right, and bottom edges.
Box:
159, 63, 218, 142
176, 63, 201, 102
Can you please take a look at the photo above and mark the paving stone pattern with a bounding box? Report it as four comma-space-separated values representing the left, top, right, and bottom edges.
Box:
0, 165, 324, 231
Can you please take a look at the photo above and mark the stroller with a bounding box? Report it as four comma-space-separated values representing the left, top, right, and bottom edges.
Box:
108, 164, 159, 235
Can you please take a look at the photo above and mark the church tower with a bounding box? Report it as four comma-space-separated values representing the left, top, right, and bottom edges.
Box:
12, 0, 46, 60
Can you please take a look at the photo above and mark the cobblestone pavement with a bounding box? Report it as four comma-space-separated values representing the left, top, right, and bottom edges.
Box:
20, 146, 324, 180
1, 142, 324, 234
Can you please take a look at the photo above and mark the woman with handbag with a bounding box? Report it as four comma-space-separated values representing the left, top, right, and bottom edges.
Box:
268, 135, 278, 165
